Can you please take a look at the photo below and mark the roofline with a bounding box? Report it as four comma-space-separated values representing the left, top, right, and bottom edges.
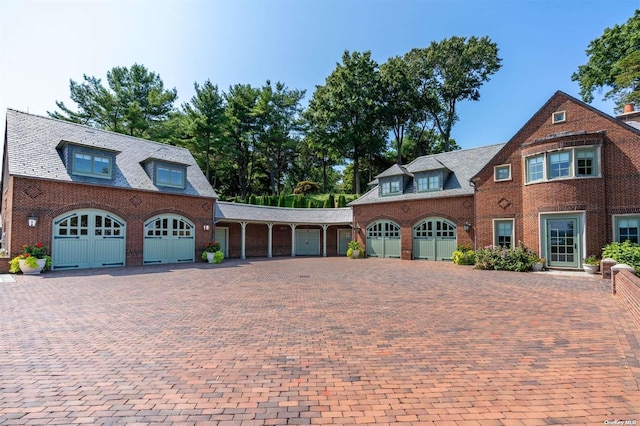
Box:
6, 108, 194, 154
469, 90, 640, 183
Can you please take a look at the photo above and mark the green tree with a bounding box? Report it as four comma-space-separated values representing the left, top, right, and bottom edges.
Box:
182, 80, 227, 185
224, 84, 261, 199
254, 81, 306, 195
306, 50, 387, 194
49, 64, 177, 139
405, 36, 502, 152
572, 10, 640, 110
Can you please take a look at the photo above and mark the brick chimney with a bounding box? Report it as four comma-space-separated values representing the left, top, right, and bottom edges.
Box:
617, 103, 640, 122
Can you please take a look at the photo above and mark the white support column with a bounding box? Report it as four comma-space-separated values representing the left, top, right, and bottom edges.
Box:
290, 224, 297, 257
267, 222, 274, 258
321, 224, 329, 257
240, 221, 248, 259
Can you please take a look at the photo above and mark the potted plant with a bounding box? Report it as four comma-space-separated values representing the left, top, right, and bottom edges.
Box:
201, 241, 220, 263
583, 255, 600, 274
9, 242, 51, 274
212, 250, 224, 264
347, 240, 363, 259
531, 255, 545, 272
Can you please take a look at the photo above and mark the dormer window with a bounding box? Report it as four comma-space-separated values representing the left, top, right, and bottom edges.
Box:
155, 163, 185, 188
416, 171, 442, 192
380, 178, 401, 196
552, 111, 566, 124
72, 150, 113, 179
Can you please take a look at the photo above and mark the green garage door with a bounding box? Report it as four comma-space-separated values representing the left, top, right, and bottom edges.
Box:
52, 209, 126, 270
296, 229, 320, 256
366, 221, 401, 258
214, 227, 228, 257
413, 217, 457, 260
143, 214, 195, 264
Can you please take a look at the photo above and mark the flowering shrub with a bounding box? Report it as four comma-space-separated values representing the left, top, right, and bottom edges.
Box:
474, 242, 537, 272
204, 242, 220, 253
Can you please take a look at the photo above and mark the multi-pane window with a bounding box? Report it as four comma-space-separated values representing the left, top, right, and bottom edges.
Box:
494, 165, 511, 181
416, 173, 441, 192
380, 178, 401, 195
525, 147, 600, 183
72, 151, 112, 178
576, 149, 597, 177
494, 220, 514, 248
526, 155, 544, 182
616, 217, 640, 244
155, 164, 185, 188
549, 152, 571, 179
552, 111, 566, 124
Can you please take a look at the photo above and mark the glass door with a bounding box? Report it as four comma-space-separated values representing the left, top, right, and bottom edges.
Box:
545, 217, 580, 268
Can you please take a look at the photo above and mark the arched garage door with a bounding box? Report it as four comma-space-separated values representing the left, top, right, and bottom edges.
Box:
366, 220, 401, 258
52, 209, 126, 270
143, 214, 195, 265
413, 217, 457, 260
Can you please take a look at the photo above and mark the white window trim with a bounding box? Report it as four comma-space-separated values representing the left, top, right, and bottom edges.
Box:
524, 145, 601, 184
494, 164, 512, 182
492, 218, 515, 248
552, 110, 566, 124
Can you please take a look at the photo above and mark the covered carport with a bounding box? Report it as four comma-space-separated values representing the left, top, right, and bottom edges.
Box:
214, 202, 353, 259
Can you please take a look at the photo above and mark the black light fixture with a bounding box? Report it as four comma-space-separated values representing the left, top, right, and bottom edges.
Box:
27, 215, 38, 227
463, 222, 472, 232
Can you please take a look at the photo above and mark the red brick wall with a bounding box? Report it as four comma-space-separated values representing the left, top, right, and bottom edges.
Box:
6, 177, 215, 266
217, 221, 350, 258
352, 196, 475, 259
474, 93, 640, 258
613, 270, 640, 329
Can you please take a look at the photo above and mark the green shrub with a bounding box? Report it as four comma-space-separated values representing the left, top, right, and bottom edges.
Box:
602, 240, 640, 272
213, 251, 224, 264
452, 249, 475, 265
474, 242, 537, 272
277, 195, 285, 207
324, 194, 335, 208
337, 194, 347, 207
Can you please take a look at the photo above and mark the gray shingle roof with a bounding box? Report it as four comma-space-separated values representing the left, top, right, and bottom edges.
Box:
215, 202, 352, 224
375, 164, 411, 178
4, 109, 217, 198
350, 144, 505, 206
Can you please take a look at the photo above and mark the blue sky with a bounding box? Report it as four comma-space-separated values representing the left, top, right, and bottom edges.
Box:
0, 0, 637, 151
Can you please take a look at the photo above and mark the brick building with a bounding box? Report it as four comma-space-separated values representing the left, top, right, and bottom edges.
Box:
1, 110, 217, 269
350, 91, 640, 269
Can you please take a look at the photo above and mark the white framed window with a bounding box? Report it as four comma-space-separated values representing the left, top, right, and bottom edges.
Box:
575, 149, 598, 177
493, 219, 514, 248
614, 216, 640, 244
548, 151, 571, 179
155, 163, 185, 188
552, 111, 566, 124
494, 164, 512, 182
72, 151, 112, 179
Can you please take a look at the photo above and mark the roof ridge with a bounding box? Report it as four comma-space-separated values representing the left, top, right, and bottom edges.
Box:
6, 108, 192, 153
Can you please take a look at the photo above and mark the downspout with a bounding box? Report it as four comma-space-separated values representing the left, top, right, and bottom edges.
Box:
469, 179, 477, 251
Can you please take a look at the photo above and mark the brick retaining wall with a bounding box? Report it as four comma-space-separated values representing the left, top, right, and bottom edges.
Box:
613, 270, 640, 329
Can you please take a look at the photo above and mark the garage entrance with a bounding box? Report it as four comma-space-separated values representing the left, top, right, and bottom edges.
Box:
296, 229, 320, 256
52, 209, 126, 270
143, 214, 195, 264
413, 217, 457, 260
366, 220, 401, 258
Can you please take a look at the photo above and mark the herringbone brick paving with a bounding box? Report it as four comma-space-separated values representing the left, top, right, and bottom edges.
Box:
1, 258, 638, 425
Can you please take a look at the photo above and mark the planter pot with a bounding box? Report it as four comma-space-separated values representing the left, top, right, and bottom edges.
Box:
583, 264, 599, 274
206, 252, 215, 263
19, 258, 46, 275
531, 262, 544, 272
351, 249, 360, 259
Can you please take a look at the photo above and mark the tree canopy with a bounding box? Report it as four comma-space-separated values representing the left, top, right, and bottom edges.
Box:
572, 10, 640, 111
48, 35, 502, 198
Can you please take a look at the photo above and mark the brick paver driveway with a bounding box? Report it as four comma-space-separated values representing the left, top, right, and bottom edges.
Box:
1, 258, 639, 425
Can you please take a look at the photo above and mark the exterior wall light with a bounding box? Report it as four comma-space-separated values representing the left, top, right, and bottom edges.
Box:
463, 222, 472, 232
27, 216, 38, 227
203, 224, 211, 231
